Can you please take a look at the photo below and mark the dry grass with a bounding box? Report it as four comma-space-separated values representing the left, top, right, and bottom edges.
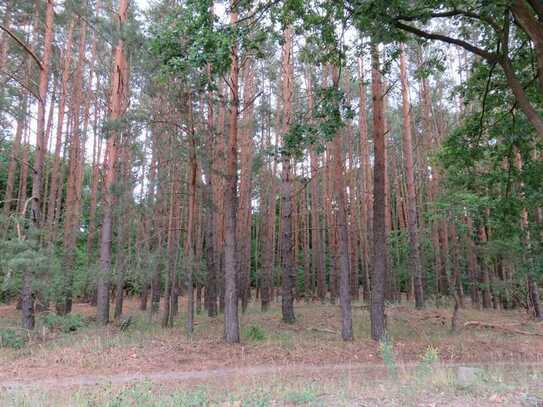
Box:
1, 362, 542, 406
0, 297, 542, 385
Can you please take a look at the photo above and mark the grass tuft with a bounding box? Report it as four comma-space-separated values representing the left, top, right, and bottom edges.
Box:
0, 328, 27, 349
243, 324, 266, 342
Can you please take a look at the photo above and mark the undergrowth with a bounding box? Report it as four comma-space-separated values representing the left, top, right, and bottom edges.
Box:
0, 328, 27, 349
40, 313, 88, 333
243, 324, 266, 342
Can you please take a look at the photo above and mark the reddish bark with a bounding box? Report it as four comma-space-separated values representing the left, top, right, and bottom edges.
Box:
399, 45, 424, 308
96, 0, 129, 325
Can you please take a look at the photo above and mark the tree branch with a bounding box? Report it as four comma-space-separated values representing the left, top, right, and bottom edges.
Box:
0, 68, 41, 101
0, 24, 43, 71
397, 9, 500, 32
394, 20, 497, 62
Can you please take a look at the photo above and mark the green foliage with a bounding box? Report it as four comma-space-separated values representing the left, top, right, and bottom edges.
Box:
379, 335, 398, 380
283, 387, 318, 405
414, 346, 439, 383
39, 313, 87, 333
97, 381, 209, 407
0, 328, 27, 349
149, 0, 269, 90
0, 233, 55, 304
243, 324, 266, 342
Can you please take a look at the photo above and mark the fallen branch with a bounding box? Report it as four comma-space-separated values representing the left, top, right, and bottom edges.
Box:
307, 327, 338, 335
463, 321, 543, 337
420, 314, 448, 321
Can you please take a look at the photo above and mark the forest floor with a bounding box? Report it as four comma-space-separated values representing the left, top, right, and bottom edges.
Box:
1, 298, 543, 406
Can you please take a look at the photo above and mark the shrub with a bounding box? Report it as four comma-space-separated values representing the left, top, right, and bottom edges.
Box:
40, 313, 87, 333
414, 345, 440, 386
0, 328, 27, 349
243, 324, 266, 342
379, 335, 397, 379
284, 388, 318, 405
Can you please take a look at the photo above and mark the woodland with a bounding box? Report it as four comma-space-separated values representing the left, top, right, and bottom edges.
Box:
0, 0, 543, 360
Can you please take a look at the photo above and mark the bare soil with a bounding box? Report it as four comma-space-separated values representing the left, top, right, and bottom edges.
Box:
1, 298, 542, 390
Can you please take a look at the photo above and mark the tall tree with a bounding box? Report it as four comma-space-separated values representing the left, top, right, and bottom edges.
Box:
399, 44, 424, 308
370, 43, 387, 341
96, 0, 129, 325
21, 0, 54, 330
331, 67, 353, 341
223, 4, 241, 343
279, 26, 296, 324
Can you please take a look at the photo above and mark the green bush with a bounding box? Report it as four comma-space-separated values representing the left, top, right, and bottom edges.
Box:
40, 313, 87, 333
243, 324, 266, 342
415, 345, 440, 382
0, 328, 27, 349
379, 335, 398, 380
283, 388, 318, 405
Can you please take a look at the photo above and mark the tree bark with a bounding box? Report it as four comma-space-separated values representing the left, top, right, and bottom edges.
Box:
510, 0, 543, 95
357, 57, 372, 303
2, 95, 27, 232
96, 0, 128, 325
370, 44, 386, 341
466, 216, 480, 307
399, 45, 424, 308
58, 21, 87, 315
305, 68, 325, 302
280, 26, 296, 324
260, 86, 276, 311
22, 0, 54, 330
185, 99, 198, 334
204, 72, 218, 318
114, 135, 132, 319
223, 8, 240, 343
237, 65, 255, 312
331, 67, 353, 341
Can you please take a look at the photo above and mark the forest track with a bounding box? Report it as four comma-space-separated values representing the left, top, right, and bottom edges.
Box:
2, 361, 542, 390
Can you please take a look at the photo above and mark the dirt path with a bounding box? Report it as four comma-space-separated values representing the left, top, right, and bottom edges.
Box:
1, 363, 377, 389
3, 361, 542, 390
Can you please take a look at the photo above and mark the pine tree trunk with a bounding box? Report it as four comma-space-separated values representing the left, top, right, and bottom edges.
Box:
2, 95, 26, 231
331, 67, 353, 341
260, 94, 276, 311
23, 0, 54, 330
370, 44, 387, 341
280, 27, 295, 324
204, 75, 218, 317
185, 103, 198, 334
357, 57, 372, 303
223, 8, 240, 343
304, 69, 325, 302
96, 0, 128, 325
58, 21, 87, 315
237, 65, 255, 312
114, 137, 132, 319
478, 225, 492, 309
399, 45, 425, 308
46, 19, 74, 240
